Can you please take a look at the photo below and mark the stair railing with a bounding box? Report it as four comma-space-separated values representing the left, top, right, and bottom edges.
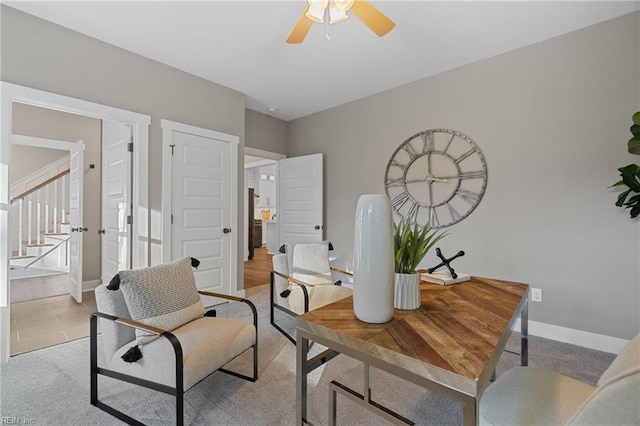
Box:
17, 236, 70, 273
10, 169, 70, 259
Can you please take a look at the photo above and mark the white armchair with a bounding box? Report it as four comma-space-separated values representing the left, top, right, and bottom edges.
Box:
270, 241, 352, 343
480, 333, 640, 425
90, 257, 258, 426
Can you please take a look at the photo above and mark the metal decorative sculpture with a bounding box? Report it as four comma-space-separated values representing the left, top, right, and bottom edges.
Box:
427, 248, 465, 279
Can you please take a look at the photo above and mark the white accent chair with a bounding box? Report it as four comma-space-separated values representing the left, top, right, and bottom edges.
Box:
90, 259, 258, 426
480, 333, 640, 425
270, 241, 352, 343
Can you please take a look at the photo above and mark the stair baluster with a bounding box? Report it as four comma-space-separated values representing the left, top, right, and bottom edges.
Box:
53, 180, 58, 234
27, 196, 32, 248
17, 198, 23, 258
36, 193, 41, 246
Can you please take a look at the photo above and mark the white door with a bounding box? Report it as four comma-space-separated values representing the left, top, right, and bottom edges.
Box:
101, 120, 132, 285
68, 141, 84, 303
162, 120, 238, 300
278, 153, 324, 245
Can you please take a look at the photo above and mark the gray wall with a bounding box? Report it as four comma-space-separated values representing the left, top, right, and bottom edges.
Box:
245, 109, 287, 155
10, 145, 67, 183
1, 6, 247, 291
12, 103, 102, 282
288, 12, 640, 339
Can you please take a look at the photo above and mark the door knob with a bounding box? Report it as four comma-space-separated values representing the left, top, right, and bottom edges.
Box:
71, 227, 88, 232
314, 225, 321, 230
97, 229, 105, 234
223, 228, 231, 234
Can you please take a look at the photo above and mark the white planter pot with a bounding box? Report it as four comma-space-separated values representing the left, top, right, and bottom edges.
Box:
394, 273, 421, 310
352, 194, 395, 323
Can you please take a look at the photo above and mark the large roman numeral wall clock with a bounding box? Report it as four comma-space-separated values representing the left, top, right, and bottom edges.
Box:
384, 129, 487, 228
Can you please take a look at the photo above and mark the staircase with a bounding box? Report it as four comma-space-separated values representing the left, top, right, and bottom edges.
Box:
10, 157, 71, 278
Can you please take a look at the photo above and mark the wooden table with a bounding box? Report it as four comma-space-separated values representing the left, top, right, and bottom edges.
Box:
295, 276, 529, 425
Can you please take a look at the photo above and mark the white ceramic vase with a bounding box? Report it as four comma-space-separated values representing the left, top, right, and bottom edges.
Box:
394, 273, 421, 310
352, 194, 395, 323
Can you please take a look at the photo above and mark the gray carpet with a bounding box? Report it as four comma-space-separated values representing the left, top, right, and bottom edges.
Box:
0, 284, 616, 425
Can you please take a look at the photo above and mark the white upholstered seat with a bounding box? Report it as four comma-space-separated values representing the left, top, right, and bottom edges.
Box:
480, 333, 640, 426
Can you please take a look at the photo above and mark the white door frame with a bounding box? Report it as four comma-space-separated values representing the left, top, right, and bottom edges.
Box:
160, 119, 239, 295
0, 81, 150, 365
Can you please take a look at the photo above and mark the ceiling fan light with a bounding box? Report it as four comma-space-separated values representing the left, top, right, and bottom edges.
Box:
332, 0, 355, 12
328, 5, 349, 24
306, 0, 328, 23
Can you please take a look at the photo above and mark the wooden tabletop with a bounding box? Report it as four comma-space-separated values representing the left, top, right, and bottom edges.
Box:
297, 276, 529, 397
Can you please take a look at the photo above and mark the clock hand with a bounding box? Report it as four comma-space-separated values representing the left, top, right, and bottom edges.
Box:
426, 175, 450, 183
403, 176, 450, 184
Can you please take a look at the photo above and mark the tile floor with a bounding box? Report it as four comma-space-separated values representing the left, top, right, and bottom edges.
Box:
8, 282, 267, 357
10, 291, 96, 356
8, 251, 273, 357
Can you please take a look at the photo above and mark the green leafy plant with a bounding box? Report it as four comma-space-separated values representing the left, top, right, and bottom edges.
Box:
612, 111, 640, 218
393, 218, 448, 274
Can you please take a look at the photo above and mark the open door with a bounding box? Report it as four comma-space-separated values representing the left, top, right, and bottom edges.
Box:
278, 153, 323, 246
101, 120, 132, 285
68, 141, 84, 303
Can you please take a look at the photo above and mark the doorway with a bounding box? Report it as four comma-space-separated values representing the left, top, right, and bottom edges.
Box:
243, 147, 285, 261
9, 132, 86, 304
243, 148, 285, 290
242, 152, 325, 290
0, 82, 150, 364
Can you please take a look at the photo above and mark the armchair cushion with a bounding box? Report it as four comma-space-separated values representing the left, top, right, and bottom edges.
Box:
597, 333, 639, 386
95, 284, 135, 361
291, 242, 332, 285
287, 284, 352, 315
117, 257, 204, 345
479, 367, 595, 426
108, 316, 256, 390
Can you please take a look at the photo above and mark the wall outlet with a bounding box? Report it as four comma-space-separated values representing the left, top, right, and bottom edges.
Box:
531, 288, 542, 302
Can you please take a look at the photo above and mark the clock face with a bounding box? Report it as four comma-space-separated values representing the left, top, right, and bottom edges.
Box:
384, 129, 487, 228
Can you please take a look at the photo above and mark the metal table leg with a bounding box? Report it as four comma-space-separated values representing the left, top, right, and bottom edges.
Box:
521, 296, 529, 366
296, 333, 309, 425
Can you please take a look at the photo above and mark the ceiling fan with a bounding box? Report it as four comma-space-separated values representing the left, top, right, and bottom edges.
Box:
286, 0, 395, 44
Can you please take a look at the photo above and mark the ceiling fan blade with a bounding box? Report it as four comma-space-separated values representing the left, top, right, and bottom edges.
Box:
286, 5, 313, 44
350, 0, 395, 37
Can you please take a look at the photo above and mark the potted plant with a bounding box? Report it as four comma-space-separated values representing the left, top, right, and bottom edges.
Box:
612, 111, 640, 218
393, 217, 447, 309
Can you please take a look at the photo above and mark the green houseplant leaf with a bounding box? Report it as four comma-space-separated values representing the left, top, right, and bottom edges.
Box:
628, 136, 640, 155
393, 218, 448, 274
613, 112, 640, 219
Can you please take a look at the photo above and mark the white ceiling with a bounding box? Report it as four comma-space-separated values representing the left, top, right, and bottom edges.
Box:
6, 1, 639, 121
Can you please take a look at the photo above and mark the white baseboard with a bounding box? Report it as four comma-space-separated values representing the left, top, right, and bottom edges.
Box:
82, 280, 100, 292
513, 319, 629, 354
